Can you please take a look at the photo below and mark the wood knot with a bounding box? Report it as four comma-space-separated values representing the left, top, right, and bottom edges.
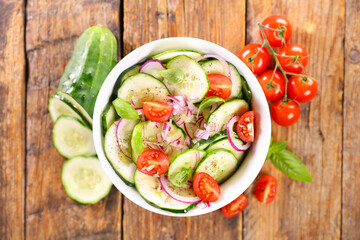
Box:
349, 48, 360, 63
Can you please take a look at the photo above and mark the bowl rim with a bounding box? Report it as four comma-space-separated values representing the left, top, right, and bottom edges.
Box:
93, 37, 271, 217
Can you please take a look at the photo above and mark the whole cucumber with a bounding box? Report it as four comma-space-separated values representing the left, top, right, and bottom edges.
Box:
58, 26, 117, 117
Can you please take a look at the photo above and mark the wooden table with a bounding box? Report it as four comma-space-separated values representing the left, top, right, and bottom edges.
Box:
1, 0, 359, 239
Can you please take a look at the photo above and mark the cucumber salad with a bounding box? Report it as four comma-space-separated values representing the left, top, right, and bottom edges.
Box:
103, 49, 255, 213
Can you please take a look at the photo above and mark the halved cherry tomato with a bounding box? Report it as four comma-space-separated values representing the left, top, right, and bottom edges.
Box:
260, 15, 292, 47
143, 101, 173, 123
236, 111, 255, 142
288, 75, 318, 103
205, 74, 232, 99
193, 172, 221, 202
221, 194, 248, 218
277, 44, 308, 74
255, 175, 277, 204
257, 70, 286, 101
270, 99, 300, 127
238, 43, 270, 75
137, 149, 170, 176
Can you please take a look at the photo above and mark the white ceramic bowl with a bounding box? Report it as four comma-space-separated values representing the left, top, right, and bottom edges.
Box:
93, 37, 271, 217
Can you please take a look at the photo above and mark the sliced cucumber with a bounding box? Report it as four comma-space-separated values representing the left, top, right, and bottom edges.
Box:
120, 65, 141, 84
48, 94, 87, 125
204, 137, 246, 162
201, 59, 243, 99
134, 170, 197, 213
117, 73, 170, 108
207, 99, 249, 136
168, 149, 206, 187
242, 77, 252, 105
104, 122, 137, 186
131, 121, 187, 164
166, 55, 209, 103
192, 130, 227, 150
53, 115, 96, 158
101, 103, 118, 135
61, 156, 112, 204
195, 149, 238, 184
57, 91, 93, 127
150, 49, 202, 62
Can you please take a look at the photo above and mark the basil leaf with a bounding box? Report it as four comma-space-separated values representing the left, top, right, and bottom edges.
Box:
173, 168, 191, 187
131, 122, 143, 156
265, 136, 274, 160
270, 150, 313, 182
158, 69, 184, 84
112, 98, 139, 120
197, 96, 225, 117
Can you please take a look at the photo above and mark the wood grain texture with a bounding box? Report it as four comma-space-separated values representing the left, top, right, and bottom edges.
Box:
25, 1, 122, 239
122, 1, 245, 239
342, 0, 360, 239
0, 0, 26, 239
245, 0, 344, 239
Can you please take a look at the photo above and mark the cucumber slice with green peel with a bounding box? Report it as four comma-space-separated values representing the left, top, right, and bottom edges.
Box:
58, 26, 117, 117
61, 156, 112, 204
201, 59, 243, 100
192, 130, 227, 150
166, 55, 209, 103
57, 91, 93, 127
204, 137, 246, 162
131, 121, 187, 164
195, 149, 238, 184
117, 73, 171, 108
48, 94, 88, 125
101, 103, 118, 135
168, 149, 206, 187
104, 122, 137, 186
241, 77, 252, 105
134, 170, 197, 213
207, 99, 249, 136
120, 65, 141, 84
53, 115, 96, 158
150, 49, 202, 62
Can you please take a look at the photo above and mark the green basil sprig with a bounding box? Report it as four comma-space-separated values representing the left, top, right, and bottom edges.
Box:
267, 137, 313, 182
112, 98, 139, 120
158, 68, 184, 84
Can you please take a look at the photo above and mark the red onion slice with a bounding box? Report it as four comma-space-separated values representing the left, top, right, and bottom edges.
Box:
227, 115, 252, 151
116, 119, 132, 159
139, 59, 167, 79
196, 54, 231, 79
158, 175, 202, 204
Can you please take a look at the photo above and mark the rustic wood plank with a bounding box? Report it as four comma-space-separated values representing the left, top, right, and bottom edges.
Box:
342, 0, 360, 239
25, 1, 122, 239
245, 0, 344, 239
122, 0, 245, 239
0, 0, 26, 239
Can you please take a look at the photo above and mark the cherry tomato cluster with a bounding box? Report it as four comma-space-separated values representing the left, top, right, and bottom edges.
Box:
238, 15, 318, 127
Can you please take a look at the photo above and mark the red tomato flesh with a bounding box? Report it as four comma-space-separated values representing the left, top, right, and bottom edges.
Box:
255, 175, 277, 204
236, 111, 255, 142
221, 194, 248, 218
137, 149, 170, 176
193, 172, 221, 202
205, 74, 232, 99
143, 101, 173, 123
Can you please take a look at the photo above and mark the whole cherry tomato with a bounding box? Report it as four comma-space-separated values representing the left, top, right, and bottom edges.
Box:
270, 99, 301, 127
260, 15, 292, 47
288, 75, 318, 103
277, 44, 308, 74
257, 70, 286, 101
238, 43, 270, 75
255, 175, 277, 204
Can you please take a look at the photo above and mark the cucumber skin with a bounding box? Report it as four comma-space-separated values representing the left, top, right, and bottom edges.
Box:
61, 156, 113, 204
192, 130, 227, 149
48, 94, 91, 127
58, 26, 117, 117
101, 103, 117, 135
